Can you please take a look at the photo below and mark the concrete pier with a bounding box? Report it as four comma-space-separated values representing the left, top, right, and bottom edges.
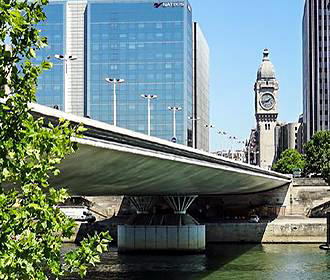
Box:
117, 196, 206, 253
118, 225, 205, 253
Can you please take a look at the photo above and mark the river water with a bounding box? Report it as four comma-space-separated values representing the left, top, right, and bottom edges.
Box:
64, 244, 330, 280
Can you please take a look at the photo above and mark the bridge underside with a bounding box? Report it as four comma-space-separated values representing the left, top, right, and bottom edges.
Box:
49, 138, 290, 196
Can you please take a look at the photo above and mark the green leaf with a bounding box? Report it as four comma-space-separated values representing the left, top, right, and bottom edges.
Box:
41, 61, 53, 70
29, 48, 36, 58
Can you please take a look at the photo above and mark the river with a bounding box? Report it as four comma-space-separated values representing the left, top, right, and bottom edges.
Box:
63, 244, 330, 280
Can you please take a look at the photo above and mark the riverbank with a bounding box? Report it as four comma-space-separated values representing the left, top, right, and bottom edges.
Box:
207, 218, 327, 243
67, 217, 327, 244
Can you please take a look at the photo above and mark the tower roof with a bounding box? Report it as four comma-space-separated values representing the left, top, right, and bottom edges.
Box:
257, 49, 276, 80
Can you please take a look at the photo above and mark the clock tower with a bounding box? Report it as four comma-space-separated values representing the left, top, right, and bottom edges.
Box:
254, 49, 279, 170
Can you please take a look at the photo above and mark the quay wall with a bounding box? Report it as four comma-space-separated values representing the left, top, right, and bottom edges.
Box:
206, 220, 327, 243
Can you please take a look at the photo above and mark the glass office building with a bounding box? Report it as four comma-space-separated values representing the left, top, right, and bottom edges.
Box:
36, 0, 209, 149
193, 22, 209, 151
87, 0, 192, 145
303, 0, 330, 143
36, 3, 66, 110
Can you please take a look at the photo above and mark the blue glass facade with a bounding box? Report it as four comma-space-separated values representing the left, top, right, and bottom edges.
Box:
36, 3, 66, 110
87, 0, 192, 144
38, 0, 194, 146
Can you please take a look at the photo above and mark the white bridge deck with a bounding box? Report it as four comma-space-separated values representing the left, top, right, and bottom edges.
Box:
30, 103, 291, 196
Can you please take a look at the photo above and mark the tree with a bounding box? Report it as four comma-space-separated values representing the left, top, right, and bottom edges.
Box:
0, 1, 111, 279
272, 149, 305, 174
304, 131, 330, 185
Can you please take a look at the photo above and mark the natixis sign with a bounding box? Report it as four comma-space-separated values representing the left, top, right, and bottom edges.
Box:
154, 2, 185, 8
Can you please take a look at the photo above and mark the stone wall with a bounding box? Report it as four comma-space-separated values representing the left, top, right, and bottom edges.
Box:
86, 196, 124, 218
288, 178, 330, 216
206, 220, 327, 243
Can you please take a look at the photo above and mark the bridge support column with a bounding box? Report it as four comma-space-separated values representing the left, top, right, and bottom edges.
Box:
118, 195, 205, 253
164, 195, 197, 214
128, 196, 153, 214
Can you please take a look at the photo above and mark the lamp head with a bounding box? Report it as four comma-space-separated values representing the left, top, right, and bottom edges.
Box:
68, 55, 77, 60
54, 54, 64, 60
105, 78, 125, 84
105, 78, 113, 83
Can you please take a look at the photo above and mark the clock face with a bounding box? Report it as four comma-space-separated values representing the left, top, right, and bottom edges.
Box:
260, 93, 275, 110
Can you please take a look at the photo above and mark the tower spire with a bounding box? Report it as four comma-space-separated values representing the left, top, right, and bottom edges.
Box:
262, 48, 270, 61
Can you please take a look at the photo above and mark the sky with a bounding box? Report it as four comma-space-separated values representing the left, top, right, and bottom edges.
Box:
188, 0, 305, 152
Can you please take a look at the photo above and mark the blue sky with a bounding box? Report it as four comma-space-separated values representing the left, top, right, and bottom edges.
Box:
189, 0, 305, 151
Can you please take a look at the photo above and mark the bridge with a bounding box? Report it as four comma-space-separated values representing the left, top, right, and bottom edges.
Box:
30, 103, 291, 196
30, 103, 292, 252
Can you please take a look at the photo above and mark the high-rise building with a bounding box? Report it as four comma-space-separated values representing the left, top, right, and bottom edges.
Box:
193, 22, 209, 151
303, 0, 330, 143
274, 122, 301, 160
35, 0, 209, 150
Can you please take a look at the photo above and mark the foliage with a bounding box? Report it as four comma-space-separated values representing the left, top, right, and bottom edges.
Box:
0, 0, 111, 279
304, 131, 330, 185
272, 149, 305, 174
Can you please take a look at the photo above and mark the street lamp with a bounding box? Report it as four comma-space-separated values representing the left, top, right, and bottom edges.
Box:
54, 54, 77, 111
54, 54, 77, 73
228, 136, 238, 159
188, 116, 200, 148
141, 94, 158, 136
105, 78, 125, 126
168, 106, 182, 142
204, 124, 215, 129
217, 131, 227, 154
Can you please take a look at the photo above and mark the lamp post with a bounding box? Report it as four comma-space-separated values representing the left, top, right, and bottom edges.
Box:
168, 106, 182, 141
228, 136, 238, 159
203, 124, 215, 152
105, 78, 125, 126
54, 54, 77, 111
188, 116, 200, 148
217, 131, 227, 154
141, 94, 158, 136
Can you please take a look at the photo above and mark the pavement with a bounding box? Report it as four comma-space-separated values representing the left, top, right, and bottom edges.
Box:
269, 217, 326, 225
